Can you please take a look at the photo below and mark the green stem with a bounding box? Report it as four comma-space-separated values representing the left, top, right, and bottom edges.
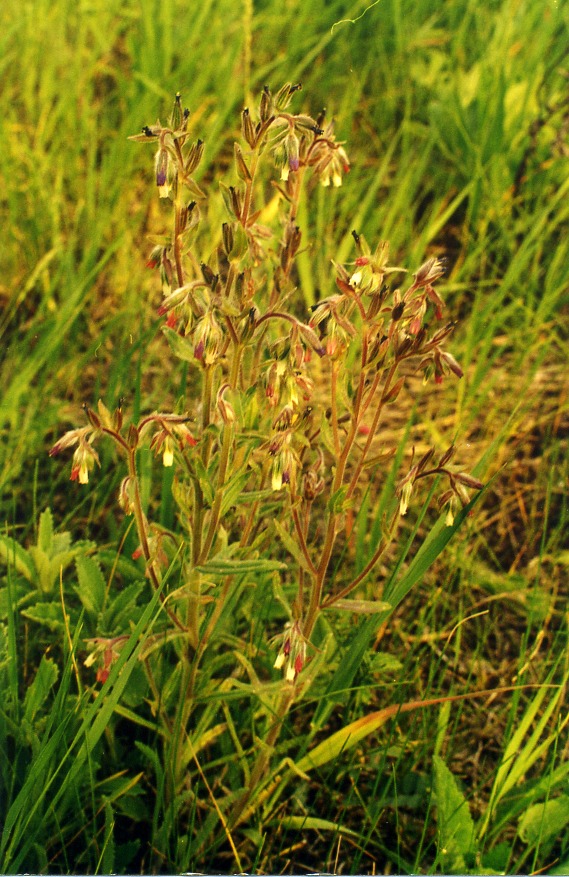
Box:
228, 687, 295, 828
127, 448, 186, 632
321, 508, 400, 608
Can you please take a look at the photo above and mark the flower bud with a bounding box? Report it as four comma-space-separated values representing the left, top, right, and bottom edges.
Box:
413, 257, 445, 288
234, 143, 252, 182
285, 131, 300, 174
241, 107, 256, 147
84, 405, 101, 430
229, 185, 242, 220
170, 92, 183, 131
455, 472, 484, 490
146, 245, 163, 269
185, 139, 204, 174
127, 424, 139, 449
217, 384, 237, 425
275, 82, 302, 110
398, 480, 413, 516
154, 147, 170, 197
259, 86, 272, 122
440, 350, 464, 379
222, 222, 234, 256
118, 477, 136, 515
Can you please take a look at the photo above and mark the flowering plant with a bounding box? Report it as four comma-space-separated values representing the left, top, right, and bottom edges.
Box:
50, 83, 482, 848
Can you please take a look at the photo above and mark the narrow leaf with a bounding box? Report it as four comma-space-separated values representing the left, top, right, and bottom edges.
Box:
196, 558, 285, 577
273, 518, 314, 573
325, 599, 392, 614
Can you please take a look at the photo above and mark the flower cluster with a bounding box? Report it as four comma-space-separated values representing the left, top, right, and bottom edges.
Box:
396, 446, 484, 525
49, 85, 484, 739
84, 635, 129, 684
273, 620, 307, 682
49, 425, 100, 484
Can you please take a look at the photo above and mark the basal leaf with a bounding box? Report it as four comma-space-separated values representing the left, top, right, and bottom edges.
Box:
0, 535, 36, 583
75, 554, 107, 618
518, 795, 569, 847
23, 655, 59, 725
433, 755, 475, 873
37, 509, 54, 555
21, 601, 66, 632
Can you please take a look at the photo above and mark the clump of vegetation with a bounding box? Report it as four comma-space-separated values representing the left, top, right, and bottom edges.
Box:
46, 83, 483, 864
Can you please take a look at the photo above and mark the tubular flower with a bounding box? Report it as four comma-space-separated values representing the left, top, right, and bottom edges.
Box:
281, 130, 300, 180
148, 419, 197, 467
154, 146, 171, 197
309, 122, 350, 187
84, 636, 129, 684
49, 426, 100, 485
273, 620, 306, 682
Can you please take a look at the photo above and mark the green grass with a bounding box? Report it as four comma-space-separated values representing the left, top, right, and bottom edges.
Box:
1, 0, 568, 872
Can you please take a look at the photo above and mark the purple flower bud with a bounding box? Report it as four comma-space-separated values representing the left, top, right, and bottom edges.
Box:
155, 148, 169, 188
194, 339, 205, 362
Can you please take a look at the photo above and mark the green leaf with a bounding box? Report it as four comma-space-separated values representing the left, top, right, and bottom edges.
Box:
518, 795, 569, 847
191, 455, 216, 506
433, 755, 475, 873
368, 652, 403, 675
0, 535, 36, 583
278, 815, 359, 839
548, 858, 569, 876
101, 581, 146, 633
311, 610, 390, 730
327, 485, 349, 514
23, 655, 59, 725
21, 601, 66, 633
385, 488, 485, 610
75, 554, 106, 618
219, 468, 252, 517
37, 509, 54, 555
325, 599, 391, 614
99, 799, 115, 875
28, 546, 51, 594
296, 702, 400, 774
162, 326, 196, 362
196, 557, 285, 577
272, 518, 313, 574
51, 531, 72, 555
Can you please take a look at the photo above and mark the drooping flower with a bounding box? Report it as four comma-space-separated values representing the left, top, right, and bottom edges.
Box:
147, 417, 197, 467
49, 426, 100, 485
84, 636, 129, 684
273, 620, 306, 682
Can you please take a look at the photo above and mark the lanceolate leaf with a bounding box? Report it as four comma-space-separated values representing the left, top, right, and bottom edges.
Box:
0, 535, 36, 583
297, 689, 521, 775
196, 557, 285, 576
75, 554, 107, 618
324, 598, 392, 614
